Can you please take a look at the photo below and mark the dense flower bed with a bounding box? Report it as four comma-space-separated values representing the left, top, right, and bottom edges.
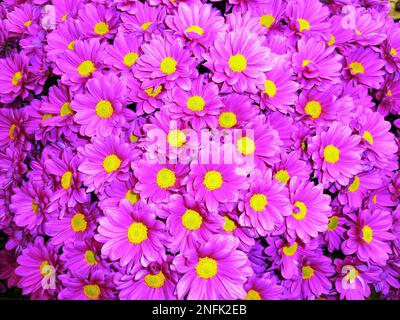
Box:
0, 0, 399, 300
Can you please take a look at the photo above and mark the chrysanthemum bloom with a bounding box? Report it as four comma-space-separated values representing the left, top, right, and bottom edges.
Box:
78, 3, 119, 39
286, 178, 331, 243
172, 234, 252, 300
6, 3, 40, 36
292, 37, 342, 90
225, 11, 265, 36
273, 151, 310, 185
95, 201, 166, 268
52, 0, 83, 23
326, 15, 356, 49
382, 27, 400, 73
61, 240, 105, 278
72, 74, 133, 137
324, 213, 346, 253
15, 237, 59, 300
286, 0, 330, 39
250, 0, 285, 32
116, 259, 177, 300
342, 209, 395, 265
356, 110, 398, 168
343, 47, 385, 89
134, 161, 188, 204
58, 270, 115, 300
239, 170, 291, 236
167, 75, 223, 130
257, 55, 299, 113
309, 122, 363, 187
244, 275, 283, 300
78, 135, 132, 192
0, 249, 20, 289
165, 195, 224, 253
351, 8, 386, 47
166, 1, 226, 58
10, 181, 50, 234
203, 29, 272, 94
55, 39, 103, 92
0, 107, 28, 148
285, 253, 334, 299
136, 35, 198, 91
104, 32, 142, 73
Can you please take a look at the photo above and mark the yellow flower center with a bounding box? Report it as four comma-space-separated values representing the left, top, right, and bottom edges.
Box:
127, 222, 148, 244
185, 25, 204, 35
67, 40, 75, 50
61, 13, 68, 21
102, 154, 121, 173
275, 169, 290, 184
42, 114, 53, 121
362, 225, 373, 243
373, 195, 377, 204
167, 129, 186, 148
95, 100, 114, 119
297, 18, 310, 32
344, 266, 359, 282
203, 170, 223, 191
60, 102, 73, 116
123, 52, 139, 67
327, 216, 339, 231
83, 284, 101, 300
260, 14, 275, 29
302, 59, 312, 67
349, 62, 365, 75
125, 190, 140, 205
362, 130, 374, 145
228, 54, 247, 73
144, 85, 162, 98
160, 57, 177, 75
187, 95, 205, 111
84, 250, 98, 265
9, 124, 17, 140
348, 176, 360, 192
302, 266, 314, 280
61, 171, 73, 190
236, 137, 256, 156
328, 35, 336, 46
24, 20, 32, 27
304, 100, 322, 119
181, 209, 203, 231
130, 134, 139, 143
387, 89, 393, 97
70, 213, 87, 232
355, 29, 362, 35
324, 144, 340, 164
292, 201, 307, 220
39, 261, 50, 277
282, 242, 298, 257
94, 22, 109, 36
249, 193, 268, 212
222, 216, 237, 232
144, 272, 166, 288
77, 60, 96, 77
12, 71, 23, 86
32, 199, 39, 214
195, 257, 218, 279
218, 112, 237, 128
156, 168, 176, 189
245, 289, 262, 300
141, 21, 153, 30
263, 80, 277, 98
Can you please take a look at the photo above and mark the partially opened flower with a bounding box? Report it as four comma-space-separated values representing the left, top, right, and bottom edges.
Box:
6, 3, 40, 36
217, 94, 259, 129
273, 151, 310, 185
244, 275, 283, 300
324, 213, 346, 253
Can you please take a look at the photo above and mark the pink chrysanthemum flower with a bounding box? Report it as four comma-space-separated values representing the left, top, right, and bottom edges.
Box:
172, 234, 252, 300
203, 29, 272, 94
382, 27, 400, 73
244, 275, 283, 300
0, 107, 28, 148
52, 0, 83, 23
249, 0, 286, 32
309, 122, 363, 187
324, 212, 346, 253
6, 3, 40, 36
95, 201, 166, 267
352, 7, 386, 47
273, 151, 310, 185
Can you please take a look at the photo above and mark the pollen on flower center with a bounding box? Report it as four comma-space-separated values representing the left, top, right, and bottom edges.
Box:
362, 225, 373, 243
282, 242, 298, 257
12, 71, 23, 86
24, 20, 32, 27
228, 54, 247, 73
156, 168, 176, 189
263, 80, 277, 98
245, 289, 262, 300
218, 112, 237, 128
304, 100, 322, 119
84, 250, 98, 265
125, 190, 140, 205
127, 222, 148, 244
167, 129, 186, 148
185, 25, 204, 36
181, 209, 203, 231
390, 48, 397, 56
249, 193, 267, 212
302, 266, 314, 280
362, 130, 374, 145
95, 100, 114, 119
222, 216, 237, 232
292, 201, 307, 220
236, 137, 256, 156
141, 21, 153, 30
203, 170, 223, 191
94, 22, 110, 36
144, 272, 166, 288
344, 266, 359, 282
61, 171, 73, 190
9, 124, 17, 140
71, 213, 88, 232
83, 284, 101, 300
32, 199, 39, 214
39, 261, 50, 277
260, 14, 275, 29
275, 169, 290, 184
67, 40, 75, 50
144, 85, 163, 98
297, 18, 310, 32
327, 216, 339, 231
123, 52, 139, 67
77, 60, 96, 77
102, 154, 121, 173
187, 95, 205, 111
348, 176, 360, 192
160, 57, 177, 75
60, 102, 73, 116
302, 59, 312, 67
324, 144, 340, 164
349, 62, 365, 75
328, 35, 336, 46
195, 257, 218, 279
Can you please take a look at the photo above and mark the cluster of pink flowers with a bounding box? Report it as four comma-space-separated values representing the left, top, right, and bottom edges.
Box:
0, 0, 399, 300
